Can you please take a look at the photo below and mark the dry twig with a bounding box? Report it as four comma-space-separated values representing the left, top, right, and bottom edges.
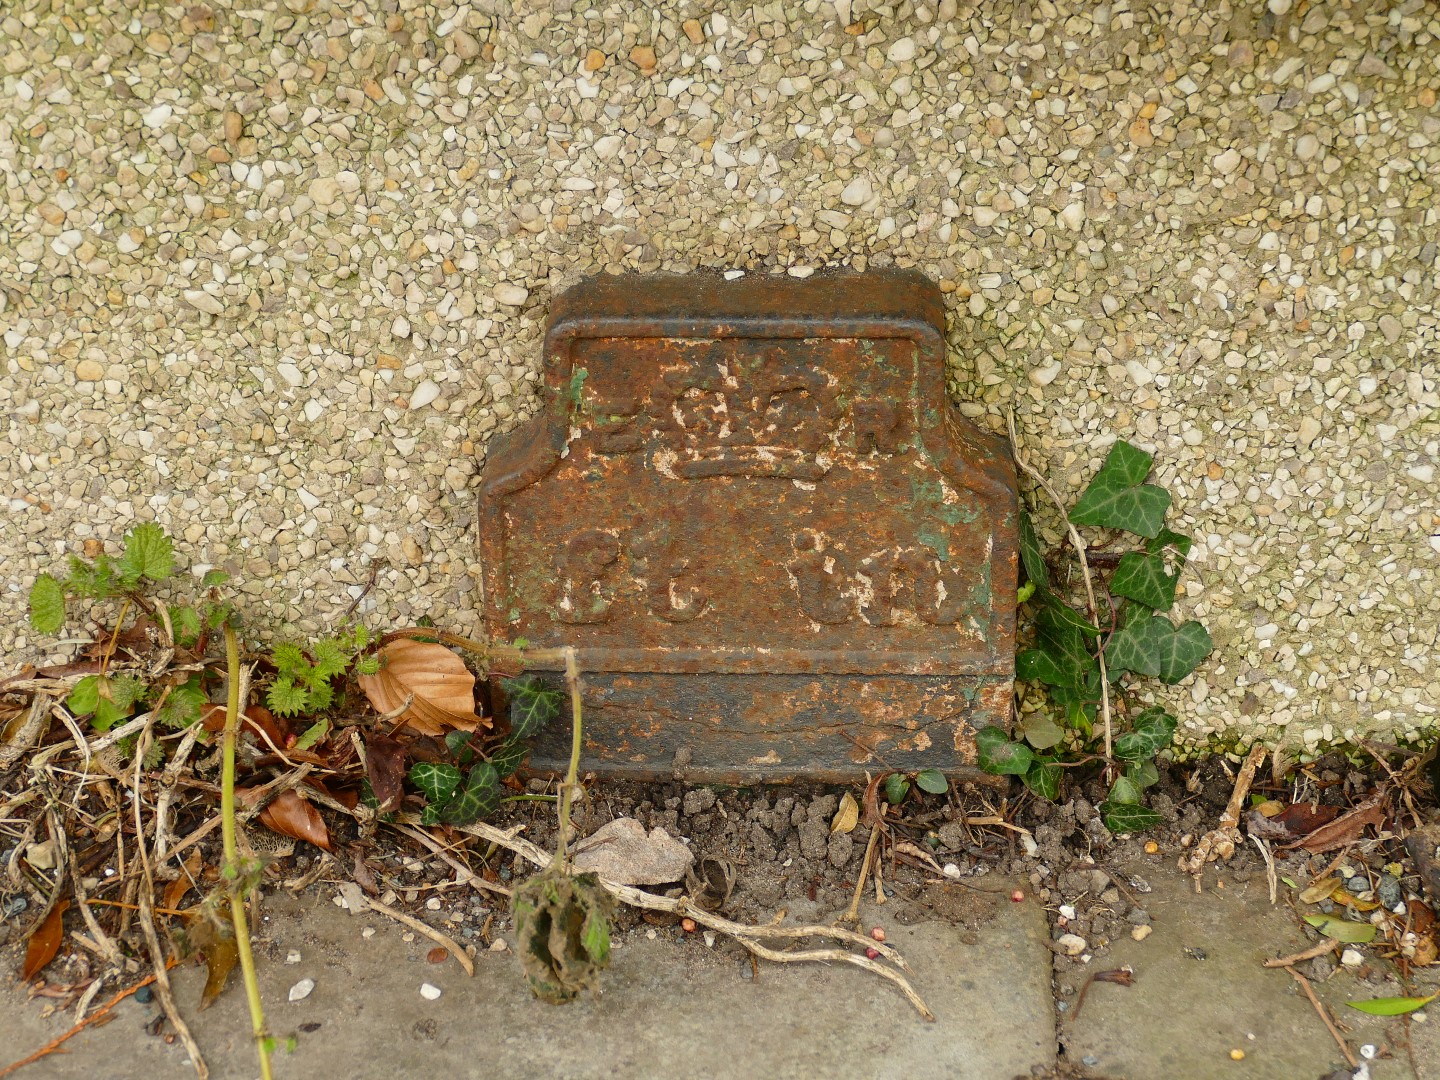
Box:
1286, 967, 1358, 1069
363, 897, 475, 976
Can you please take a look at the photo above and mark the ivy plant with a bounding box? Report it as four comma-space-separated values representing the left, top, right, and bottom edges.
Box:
408, 674, 563, 826
977, 440, 1213, 832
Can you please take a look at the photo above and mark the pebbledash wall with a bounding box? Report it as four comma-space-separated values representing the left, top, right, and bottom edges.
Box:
0, 1, 1435, 756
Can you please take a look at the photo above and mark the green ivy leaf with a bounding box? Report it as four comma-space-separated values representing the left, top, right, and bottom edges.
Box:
488, 738, 528, 779
1105, 616, 1213, 683
914, 768, 949, 795
1068, 441, 1171, 539
420, 803, 443, 826
28, 574, 65, 634
505, 675, 564, 740
975, 726, 1034, 776
1018, 511, 1051, 596
118, 522, 175, 583
266, 677, 310, 717
884, 773, 910, 805
1110, 552, 1181, 611
1127, 759, 1160, 790
1107, 775, 1143, 806
167, 605, 201, 649
410, 762, 463, 804
440, 763, 502, 825
445, 729, 478, 766
1113, 708, 1178, 762
1100, 801, 1163, 834
1016, 648, 1066, 687
1024, 760, 1062, 801
1019, 711, 1065, 750
67, 675, 101, 716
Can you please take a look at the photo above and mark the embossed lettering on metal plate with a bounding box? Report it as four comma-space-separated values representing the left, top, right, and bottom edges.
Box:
479, 271, 1017, 782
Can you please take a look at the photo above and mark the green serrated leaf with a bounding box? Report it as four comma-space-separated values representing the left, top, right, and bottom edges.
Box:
1019, 711, 1066, 750
28, 574, 65, 634
915, 768, 949, 795
67, 675, 101, 716
203, 601, 233, 630
488, 738, 528, 779
1347, 991, 1439, 1016
1304, 915, 1378, 944
67, 555, 117, 600
201, 569, 229, 588
505, 675, 564, 740
266, 677, 309, 717
295, 719, 330, 750
1068, 441, 1172, 539
1110, 551, 1182, 611
270, 643, 307, 676
1018, 511, 1051, 596
409, 762, 463, 804
107, 675, 146, 711
305, 681, 334, 714
170, 605, 202, 648
355, 654, 380, 676
310, 638, 349, 680
1024, 760, 1062, 800
158, 673, 207, 729
1108, 775, 1143, 806
975, 725, 1034, 776
1105, 616, 1213, 683
884, 773, 910, 805
1113, 707, 1178, 761
440, 763, 502, 825
1100, 801, 1163, 834
119, 522, 174, 582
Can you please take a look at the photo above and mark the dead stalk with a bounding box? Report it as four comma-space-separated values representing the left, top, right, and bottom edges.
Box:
1007, 411, 1114, 761
132, 718, 208, 1079
1286, 967, 1357, 1068
427, 815, 933, 1019
363, 897, 475, 976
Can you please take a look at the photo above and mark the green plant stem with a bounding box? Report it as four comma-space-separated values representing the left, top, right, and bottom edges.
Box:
222, 624, 273, 1080
1008, 411, 1115, 765
554, 646, 583, 869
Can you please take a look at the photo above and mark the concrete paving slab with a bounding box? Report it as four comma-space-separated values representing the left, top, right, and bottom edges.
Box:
1, 881, 1055, 1080
1062, 859, 1440, 1080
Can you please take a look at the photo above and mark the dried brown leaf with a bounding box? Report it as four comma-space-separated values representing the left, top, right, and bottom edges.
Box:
199, 934, 239, 1010
1283, 795, 1387, 854
831, 792, 859, 835
365, 735, 407, 815
256, 789, 332, 851
21, 898, 69, 981
357, 639, 485, 735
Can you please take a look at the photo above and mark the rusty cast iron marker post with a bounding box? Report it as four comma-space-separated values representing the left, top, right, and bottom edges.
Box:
479, 271, 1017, 783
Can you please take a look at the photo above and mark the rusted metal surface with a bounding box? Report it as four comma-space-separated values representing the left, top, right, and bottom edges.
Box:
478, 270, 1018, 783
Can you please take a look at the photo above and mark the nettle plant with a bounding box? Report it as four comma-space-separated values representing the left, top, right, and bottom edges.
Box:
28, 523, 231, 733
976, 440, 1214, 833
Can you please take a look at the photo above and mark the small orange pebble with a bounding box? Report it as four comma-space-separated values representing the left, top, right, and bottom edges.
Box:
1230, 1049, 1245, 1061
1145, 841, 1159, 854
1011, 889, 1026, 903
681, 917, 696, 933
870, 926, 886, 942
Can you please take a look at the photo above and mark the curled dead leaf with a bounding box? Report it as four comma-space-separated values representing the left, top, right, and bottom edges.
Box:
357, 638, 487, 736
251, 789, 332, 851
831, 792, 859, 835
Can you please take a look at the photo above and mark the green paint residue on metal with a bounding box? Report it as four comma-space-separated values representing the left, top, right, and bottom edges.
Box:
567, 366, 589, 410
910, 476, 978, 561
